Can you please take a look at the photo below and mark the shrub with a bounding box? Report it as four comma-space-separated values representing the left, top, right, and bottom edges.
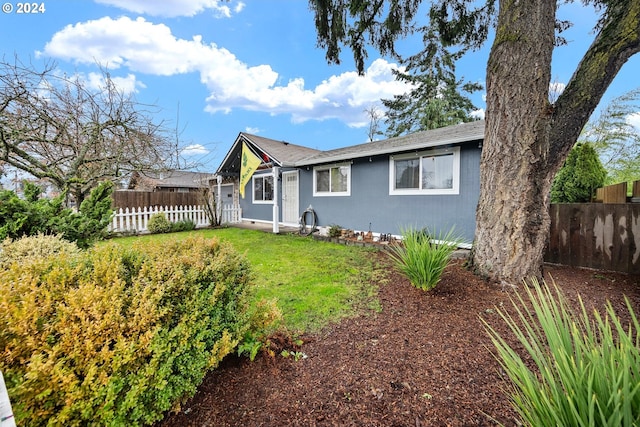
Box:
0, 181, 114, 248
237, 298, 283, 361
147, 213, 171, 234
551, 143, 607, 203
483, 280, 640, 427
58, 181, 115, 248
0, 182, 66, 240
0, 235, 254, 426
328, 224, 342, 238
170, 219, 196, 233
0, 234, 81, 269
387, 226, 462, 291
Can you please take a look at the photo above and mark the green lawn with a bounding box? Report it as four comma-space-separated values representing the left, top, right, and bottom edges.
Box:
109, 227, 384, 333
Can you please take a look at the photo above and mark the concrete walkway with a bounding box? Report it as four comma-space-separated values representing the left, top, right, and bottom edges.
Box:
231, 221, 300, 234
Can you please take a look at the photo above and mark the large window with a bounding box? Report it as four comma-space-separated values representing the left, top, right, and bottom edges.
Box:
313, 163, 351, 196
389, 147, 460, 195
253, 174, 274, 203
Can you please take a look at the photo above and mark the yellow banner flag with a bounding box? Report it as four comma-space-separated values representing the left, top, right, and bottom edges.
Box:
239, 142, 262, 198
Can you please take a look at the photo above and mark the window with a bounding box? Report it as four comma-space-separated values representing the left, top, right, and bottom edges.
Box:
389, 147, 460, 195
313, 163, 351, 196
253, 174, 274, 203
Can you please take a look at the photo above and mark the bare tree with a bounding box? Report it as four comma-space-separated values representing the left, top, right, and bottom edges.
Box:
364, 104, 384, 141
0, 57, 179, 204
198, 186, 220, 227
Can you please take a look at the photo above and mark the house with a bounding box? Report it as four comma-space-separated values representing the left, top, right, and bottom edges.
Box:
215, 120, 484, 245
127, 170, 213, 193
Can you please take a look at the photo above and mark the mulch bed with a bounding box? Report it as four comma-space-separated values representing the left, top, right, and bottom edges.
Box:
157, 253, 640, 427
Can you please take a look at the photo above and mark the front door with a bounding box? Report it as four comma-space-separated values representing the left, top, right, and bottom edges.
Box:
282, 171, 299, 225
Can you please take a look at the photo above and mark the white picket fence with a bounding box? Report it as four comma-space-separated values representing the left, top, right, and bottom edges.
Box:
221, 204, 242, 224
110, 204, 243, 233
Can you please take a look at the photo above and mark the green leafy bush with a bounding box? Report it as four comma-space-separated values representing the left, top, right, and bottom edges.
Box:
147, 213, 171, 234
0, 234, 254, 426
170, 219, 196, 232
387, 226, 461, 291
237, 298, 282, 361
0, 181, 114, 248
0, 182, 66, 240
59, 181, 115, 248
483, 280, 640, 427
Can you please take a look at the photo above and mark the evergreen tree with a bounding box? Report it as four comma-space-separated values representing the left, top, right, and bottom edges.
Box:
382, 62, 482, 137
551, 143, 607, 203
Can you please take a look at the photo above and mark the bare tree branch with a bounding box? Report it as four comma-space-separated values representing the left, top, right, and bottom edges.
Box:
0, 57, 180, 204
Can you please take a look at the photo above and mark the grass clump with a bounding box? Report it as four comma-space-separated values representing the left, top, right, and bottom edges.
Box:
483, 279, 640, 427
387, 226, 462, 291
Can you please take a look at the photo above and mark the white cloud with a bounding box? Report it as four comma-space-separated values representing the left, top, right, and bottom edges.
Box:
41, 16, 411, 127
549, 82, 566, 100
626, 112, 640, 130
470, 109, 485, 120
181, 144, 209, 155
245, 126, 260, 134
85, 72, 143, 94
93, 0, 244, 18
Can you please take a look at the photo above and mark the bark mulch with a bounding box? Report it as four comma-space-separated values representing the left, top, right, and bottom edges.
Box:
157, 253, 640, 427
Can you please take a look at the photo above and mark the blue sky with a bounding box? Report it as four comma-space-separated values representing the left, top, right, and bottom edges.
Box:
1, 0, 638, 174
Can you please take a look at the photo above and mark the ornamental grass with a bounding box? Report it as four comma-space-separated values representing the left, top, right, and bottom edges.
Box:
387, 226, 462, 291
483, 279, 640, 427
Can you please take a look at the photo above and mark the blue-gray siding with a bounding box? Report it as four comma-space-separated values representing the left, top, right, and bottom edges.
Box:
241, 142, 481, 243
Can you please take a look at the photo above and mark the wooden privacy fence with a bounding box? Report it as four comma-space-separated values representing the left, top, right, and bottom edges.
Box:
113, 190, 202, 209
546, 203, 640, 274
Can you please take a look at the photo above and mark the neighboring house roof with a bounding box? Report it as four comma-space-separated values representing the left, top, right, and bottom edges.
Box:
128, 170, 214, 190
216, 121, 485, 175
295, 120, 485, 166
216, 132, 322, 176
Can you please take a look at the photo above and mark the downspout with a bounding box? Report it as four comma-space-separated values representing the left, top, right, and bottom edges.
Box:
272, 166, 279, 233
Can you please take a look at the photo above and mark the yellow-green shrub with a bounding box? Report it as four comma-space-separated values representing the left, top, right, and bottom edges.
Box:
0, 233, 81, 268
0, 235, 253, 426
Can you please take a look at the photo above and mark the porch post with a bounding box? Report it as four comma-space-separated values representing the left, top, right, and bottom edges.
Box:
216, 175, 222, 222
272, 166, 279, 233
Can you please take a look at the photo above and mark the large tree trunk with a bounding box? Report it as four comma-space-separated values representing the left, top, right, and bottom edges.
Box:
472, 0, 556, 284
472, 0, 640, 284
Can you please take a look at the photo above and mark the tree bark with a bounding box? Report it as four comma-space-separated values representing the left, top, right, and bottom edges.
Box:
472, 0, 640, 283
472, 0, 557, 283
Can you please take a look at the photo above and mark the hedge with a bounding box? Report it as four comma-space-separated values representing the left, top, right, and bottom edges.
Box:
0, 234, 253, 426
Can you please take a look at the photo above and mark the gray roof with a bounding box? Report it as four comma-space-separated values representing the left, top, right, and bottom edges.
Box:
216, 120, 484, 174
243, 133, 321, 166
216, 132, 322, 175
133, 170, 213, 188
295, 120, 484, 166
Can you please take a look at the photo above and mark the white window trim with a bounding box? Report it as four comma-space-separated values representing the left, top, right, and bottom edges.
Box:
313, 162, 351, 197
389, 146, 460, 195
252, 173, 274, 204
